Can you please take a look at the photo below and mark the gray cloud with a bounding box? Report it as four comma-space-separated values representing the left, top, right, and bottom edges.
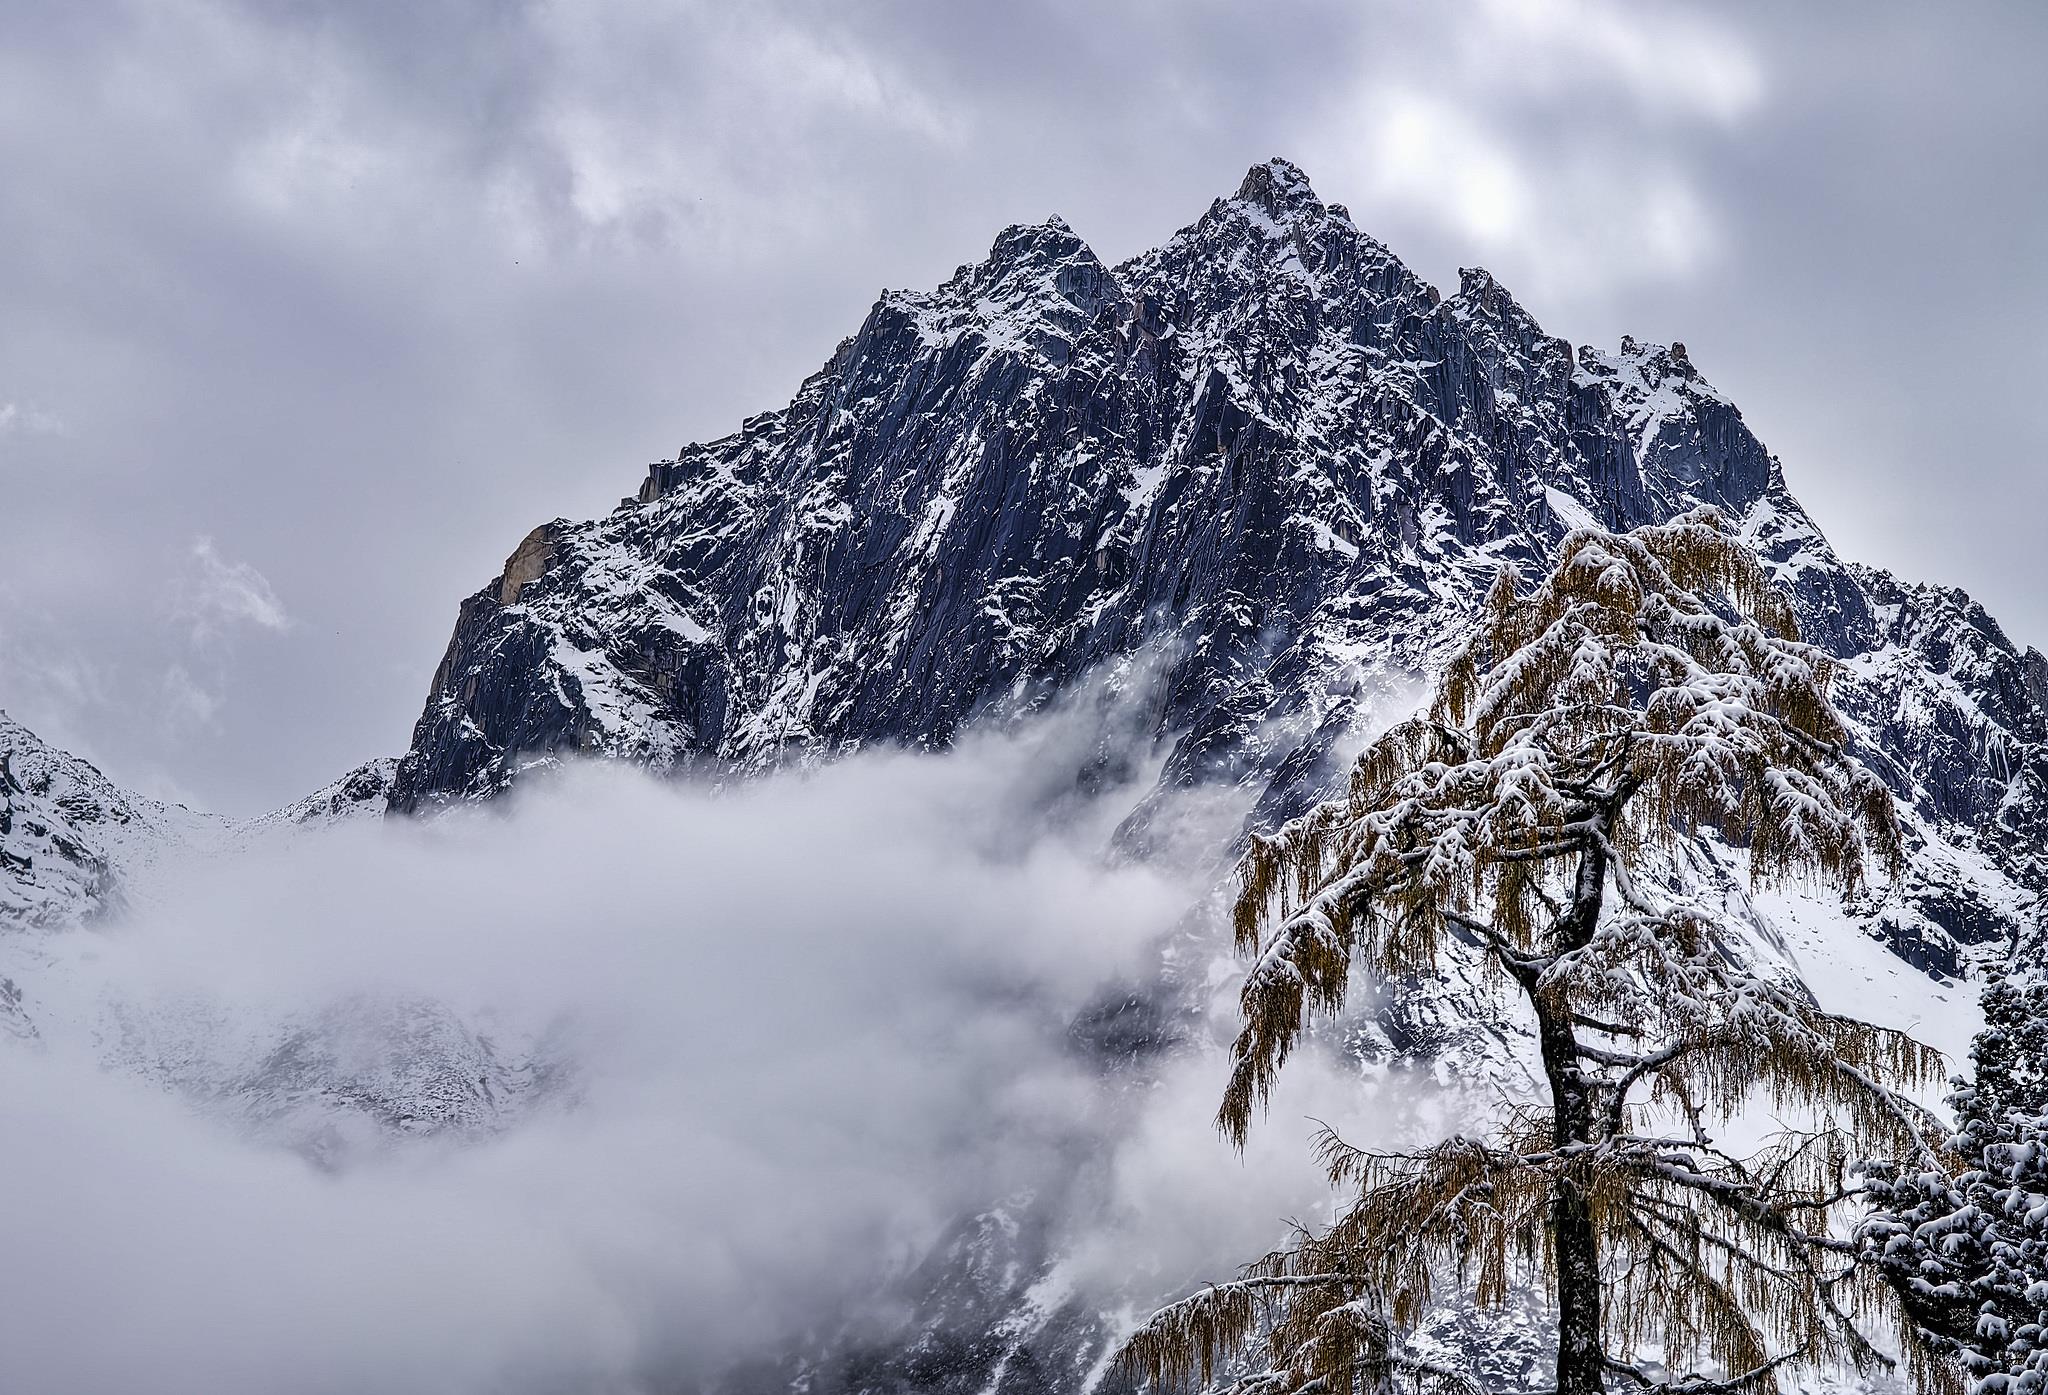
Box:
0, 402, 66, 435
176, 536, 292, 640
0, 0, 2042, 811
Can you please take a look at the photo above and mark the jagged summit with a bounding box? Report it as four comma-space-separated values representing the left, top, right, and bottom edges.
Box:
1192, 156, 1371, 261
1451, 265, 1538, 323
951, 215, 1112, 322
1233, 155, 1324, 217
961, 214, 1101, 285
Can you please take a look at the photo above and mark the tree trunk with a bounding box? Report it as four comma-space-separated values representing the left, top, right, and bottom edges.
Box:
1539, 992, 1606, 1395
1541, 838, 1609, 1395
1553, 1179, 1605, 1394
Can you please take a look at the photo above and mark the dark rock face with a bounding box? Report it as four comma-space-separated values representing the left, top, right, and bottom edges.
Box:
387, 158, 2046, 957
389, 160, 1602, 815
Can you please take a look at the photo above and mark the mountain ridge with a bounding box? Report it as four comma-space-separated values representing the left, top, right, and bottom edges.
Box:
380, 158, 2046, 983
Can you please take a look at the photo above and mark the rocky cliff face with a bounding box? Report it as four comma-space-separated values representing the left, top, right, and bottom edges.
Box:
388, 158, 2045, 971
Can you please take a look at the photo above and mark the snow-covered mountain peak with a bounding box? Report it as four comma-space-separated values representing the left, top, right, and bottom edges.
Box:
1177, 157, 1396, 278
1576, 332, 1727, 406
956, 215, 1108, 304
1572, 333, 1767, 515
382, 158, 2048, 999
1447, 264, 1553, 343
876, 212, 1114, 368
1231, 154, 1324, 220
246, 756, 397, 831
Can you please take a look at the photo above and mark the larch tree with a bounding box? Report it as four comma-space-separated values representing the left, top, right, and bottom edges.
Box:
1119, 510, 1958, 1395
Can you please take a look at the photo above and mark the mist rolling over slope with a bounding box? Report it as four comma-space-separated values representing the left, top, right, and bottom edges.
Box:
0, 690, 1483, 1394
0, 679, 1986, 1393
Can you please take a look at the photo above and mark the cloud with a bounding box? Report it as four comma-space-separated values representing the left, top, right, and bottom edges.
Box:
1465, 0, 1764, 123
177, 536, 292, 639
140, 538, 293, 734
0, 623, 112, 733
1061, 1044, 1481, 1311
209, 1, 961, 261
160, 662, 222, 728
1300, 0, 1762, 297
0, 704, 1421, 1393
0, 401, 66, 436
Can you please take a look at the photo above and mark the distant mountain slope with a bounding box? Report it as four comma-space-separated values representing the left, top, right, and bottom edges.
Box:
0, 724, 530, 1155
0, 711, 395, 930
243, 756, 397, 832
0, 710, 226, 929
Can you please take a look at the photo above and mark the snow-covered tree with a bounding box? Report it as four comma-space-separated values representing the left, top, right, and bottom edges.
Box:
1120, 510, 1954, 1395
1862, 972, 2048, 1393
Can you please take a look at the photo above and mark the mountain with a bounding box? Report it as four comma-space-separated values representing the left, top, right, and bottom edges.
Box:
0, 717, 498, 1152
389, 157, 2044, 974
0, 711, 395, 931
0, 709, 228, 932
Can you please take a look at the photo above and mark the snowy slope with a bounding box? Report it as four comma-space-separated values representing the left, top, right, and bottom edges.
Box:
245, 756, 397, 831
0, 709, 229, 929
0, 711, 395, 930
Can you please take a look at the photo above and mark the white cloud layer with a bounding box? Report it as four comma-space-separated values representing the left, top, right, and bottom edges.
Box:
0, 714, 1458, 1394
1298, 0, 1760, 298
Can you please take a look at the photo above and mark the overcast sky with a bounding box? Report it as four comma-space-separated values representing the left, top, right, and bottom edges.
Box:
2, 1, 2043, 815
